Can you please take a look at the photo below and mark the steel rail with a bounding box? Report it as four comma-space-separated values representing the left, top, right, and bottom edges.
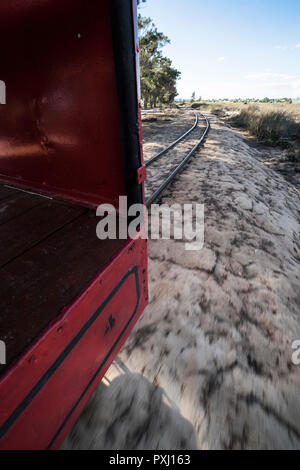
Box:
145, 113, 199, 167
146, 113, 210, 208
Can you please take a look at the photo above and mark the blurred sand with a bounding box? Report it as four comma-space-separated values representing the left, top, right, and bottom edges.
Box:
63, 111, 300, 450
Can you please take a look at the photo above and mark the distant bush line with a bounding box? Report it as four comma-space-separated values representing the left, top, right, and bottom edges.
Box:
230, 105, 299, 140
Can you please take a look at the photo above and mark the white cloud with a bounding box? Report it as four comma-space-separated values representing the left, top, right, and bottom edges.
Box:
275, 44, 300, 50
217, 57, 225, 62
242, 72, 300, 98
245, 73, 298, 80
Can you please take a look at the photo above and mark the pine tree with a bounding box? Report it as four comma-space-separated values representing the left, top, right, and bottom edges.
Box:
138, 15, 181, 108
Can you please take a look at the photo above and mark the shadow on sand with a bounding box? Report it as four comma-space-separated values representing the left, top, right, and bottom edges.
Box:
62, 358, 197, 450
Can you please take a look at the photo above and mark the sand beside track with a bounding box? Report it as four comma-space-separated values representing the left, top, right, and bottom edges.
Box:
63, 111, 300, 450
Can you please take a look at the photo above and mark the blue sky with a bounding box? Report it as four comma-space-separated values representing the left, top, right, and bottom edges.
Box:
140, 0, 300, 99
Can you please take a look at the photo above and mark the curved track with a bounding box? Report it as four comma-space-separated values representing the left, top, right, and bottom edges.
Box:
145, 113, 210, 208
145, 114, 199, 167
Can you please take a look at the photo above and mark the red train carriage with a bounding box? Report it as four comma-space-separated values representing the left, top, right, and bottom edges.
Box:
0, 0, 148, 449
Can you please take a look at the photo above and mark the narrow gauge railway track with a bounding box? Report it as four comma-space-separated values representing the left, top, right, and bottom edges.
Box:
145, 113, 210, 208
145, 114, 199, 167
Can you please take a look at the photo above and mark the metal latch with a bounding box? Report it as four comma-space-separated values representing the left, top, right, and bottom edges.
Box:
137, 164, 147, 184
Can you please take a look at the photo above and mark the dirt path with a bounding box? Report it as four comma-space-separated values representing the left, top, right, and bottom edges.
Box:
63, 111, 300, 450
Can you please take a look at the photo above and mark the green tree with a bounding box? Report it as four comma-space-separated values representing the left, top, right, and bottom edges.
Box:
138, 15, 180, 108
191, 92, 196, 103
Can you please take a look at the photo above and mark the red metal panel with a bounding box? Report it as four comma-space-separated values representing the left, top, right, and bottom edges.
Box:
0, 0, 126, 208
0, 1, 148, 450
0, 237, 148, 450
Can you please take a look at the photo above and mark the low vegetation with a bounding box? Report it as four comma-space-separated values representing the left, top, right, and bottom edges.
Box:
205, 101, 300, 161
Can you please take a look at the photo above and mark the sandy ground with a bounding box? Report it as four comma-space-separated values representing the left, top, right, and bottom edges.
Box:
63, 110, 300, 450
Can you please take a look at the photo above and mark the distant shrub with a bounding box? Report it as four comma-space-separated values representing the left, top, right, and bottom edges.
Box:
142, 116, 158, 122
230, 105, 300, 142
286, 152, 297, 162
208, 104, 227, 117
277, 138, 292, 150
